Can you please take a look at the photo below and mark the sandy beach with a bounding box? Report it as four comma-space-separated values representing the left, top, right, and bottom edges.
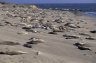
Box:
0, 3, 96, 63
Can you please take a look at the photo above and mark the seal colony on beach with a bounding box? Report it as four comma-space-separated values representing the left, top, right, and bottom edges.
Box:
0, 2, 95, 63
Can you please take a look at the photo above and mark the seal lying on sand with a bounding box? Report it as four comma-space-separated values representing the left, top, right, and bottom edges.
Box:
0, 41, 20, 45
64, 23, 80, 28
85, 37, 96, 40
0, 50, 27, 55
23, 43, 32, 48
48, 31, 57, 35
90, 30, 96, 33
63, 34, 80, 39
27, 37, 44, 44
17, 31, 28, 35
74, 42, 91, 50
79, 33, 91, 37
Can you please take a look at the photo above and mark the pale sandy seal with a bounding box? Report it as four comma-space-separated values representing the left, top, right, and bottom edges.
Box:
28, 37, 44, 44
0, 50, 27, 55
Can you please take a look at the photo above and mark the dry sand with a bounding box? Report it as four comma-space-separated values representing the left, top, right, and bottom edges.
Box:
0, 3, 96, 63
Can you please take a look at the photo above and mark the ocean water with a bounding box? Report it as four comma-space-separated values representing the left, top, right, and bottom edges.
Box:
33, 3, 96, 17
34, 3, 96, 12
84, 12, 96, 17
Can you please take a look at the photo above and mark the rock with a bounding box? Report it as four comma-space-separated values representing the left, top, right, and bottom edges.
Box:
23, 44, 32, 48
74, 42, 91, 50
63, 34, 80, 39
35, 51, 41, 55
0, 50, 27, 55
90, 30, 96, 33
0, 41, 20, 45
